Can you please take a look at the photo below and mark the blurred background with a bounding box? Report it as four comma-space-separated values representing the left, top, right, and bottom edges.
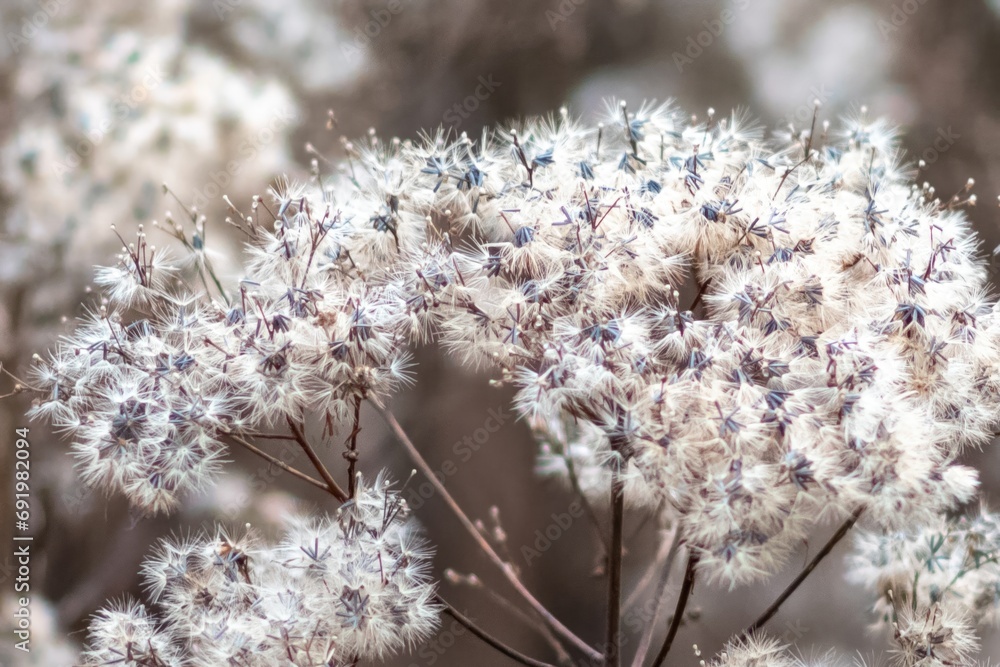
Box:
1, 0, 999, 664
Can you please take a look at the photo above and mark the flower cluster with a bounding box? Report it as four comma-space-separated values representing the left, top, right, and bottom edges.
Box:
709, 625, 982, 667
850, 509, 1000, 627
891, 603, 979, 667
30, 101, 1000, 582
25, 98, 1000, 662
392, 102, 1000, 586
81, 473, 438, 666
705, 636, 811, 667
0, 0, 299, 291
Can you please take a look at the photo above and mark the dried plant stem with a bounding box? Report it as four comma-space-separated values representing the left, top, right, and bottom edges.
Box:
235, 425, 561, 667
225, 433, 329, 493
347, 395, 362, 497
651, 551, 699, 666
735, 507, 864, 643
286, 417, 349, 502
440, 597, 558, 667
375, 404, 601, 663
629, 530, 682, 667
474, 585, 573, 665
605, 462, 626, 667
687, 278, 709, 314
624, 522, 677, 611
564, 451, 610, 555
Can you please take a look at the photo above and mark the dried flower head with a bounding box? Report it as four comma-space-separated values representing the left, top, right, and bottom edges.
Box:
851, 509, 1000, 628
82, 473, 438, 666
23, 98, 1000, 664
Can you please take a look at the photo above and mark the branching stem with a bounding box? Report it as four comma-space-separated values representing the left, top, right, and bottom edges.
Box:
286, 417, 349, 502
629, 529, 682, 667
374, 403, 601, 663
605, 461, 626, 667
735, 507, 863, 643
440, 597, 558, 667
225, 433, 329, 493
651, 551, 699, 666
346, 396, 362, 497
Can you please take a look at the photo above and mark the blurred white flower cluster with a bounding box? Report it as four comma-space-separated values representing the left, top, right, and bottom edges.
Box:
851, 510, 1000, 627
0, 0, 326, 356
0, 595, 77, 667
709, 623, 980, 667
81, 473, 438, 666
24, 97, 1000, 660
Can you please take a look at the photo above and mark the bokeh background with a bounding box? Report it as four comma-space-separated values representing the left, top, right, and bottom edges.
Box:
1, 0, 999, 664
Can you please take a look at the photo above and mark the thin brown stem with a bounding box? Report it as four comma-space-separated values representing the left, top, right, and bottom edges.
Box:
243, 433, 298, 441
605, 462, 625, 667
225, 433, 328, 493
471, 584, 573, 665
235, 425, 557, 667
564, 450, 609, 556
651, 551, 699, 666
735, 508, 863, 644
286, 417, 349, 502
623, 520, 675, 611
686, 277, 711, 314
346, 396, 362, 497
439, 596, 558, 667
629, 529, 682, 667
374, 404, 601, 663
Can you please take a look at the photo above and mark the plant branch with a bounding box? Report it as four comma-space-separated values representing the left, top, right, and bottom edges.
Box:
285, 417, 349, 502
440, 596, 558, 667
685, 275, 712, 315
651, 550, 699, 666
623, 519, 676, 611
466, 581, 573, 666
235, 425, 560, 667
735, 507, 863, 643
605, 462, 626, 667
224, 433, 329, 493
374, 403, 601, 663
346, 395, 362, 497
564, 449, 610, 556
629, 529, 682, 667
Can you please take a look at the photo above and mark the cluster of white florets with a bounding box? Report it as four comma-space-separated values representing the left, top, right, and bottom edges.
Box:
81, 473, 438, 666
25, 99, 1000, 661
890, 603, 980, 667
705, 636, 811, 667
709, 625, 982, 667
30, 100, 1000, 584
851, 509, 1000, 628
392, 101, 1000, 586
